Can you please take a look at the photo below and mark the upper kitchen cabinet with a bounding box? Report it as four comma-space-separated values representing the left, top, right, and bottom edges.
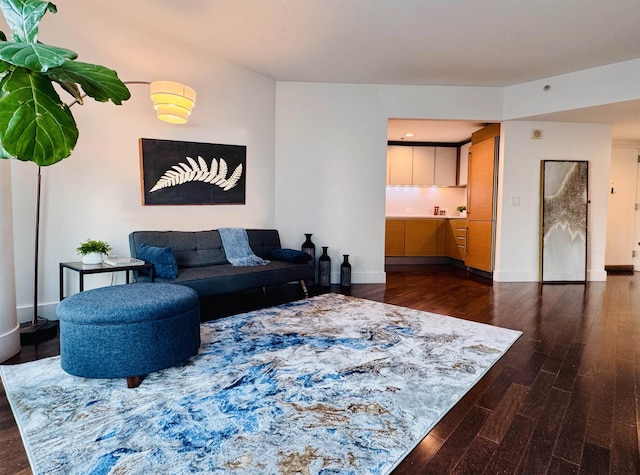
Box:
412, 146, 436, 185
387, 145, 414, 185
434, 147, 457, 186
387, 145, 458, 186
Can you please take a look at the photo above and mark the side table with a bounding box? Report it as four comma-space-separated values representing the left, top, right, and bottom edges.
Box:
59, 261, 155, 300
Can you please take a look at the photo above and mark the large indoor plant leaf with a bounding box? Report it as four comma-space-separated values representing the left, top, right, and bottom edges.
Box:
0, 0, 56, 43
0, 0, 128, 166
0, 67, 77, 165
47, 60, 131, 104
0, 41, 77, 71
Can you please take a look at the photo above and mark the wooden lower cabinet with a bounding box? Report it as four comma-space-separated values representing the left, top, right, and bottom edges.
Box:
465, 220, 493, 272
445, 219, 466, 260
385, 219, 447, 257
406, 220, 439, 256
385, 219, 406, 256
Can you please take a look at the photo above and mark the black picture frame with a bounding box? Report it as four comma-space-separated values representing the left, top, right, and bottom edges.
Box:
139, 138, 246, 205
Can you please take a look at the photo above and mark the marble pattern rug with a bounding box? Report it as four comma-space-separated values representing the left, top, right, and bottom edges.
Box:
1, 293, 521, 475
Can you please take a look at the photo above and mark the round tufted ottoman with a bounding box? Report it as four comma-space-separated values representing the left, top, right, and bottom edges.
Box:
57, 283, 200, 388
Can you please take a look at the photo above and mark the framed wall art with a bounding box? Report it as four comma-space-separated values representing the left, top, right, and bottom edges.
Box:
539, 160, 589, 282
139, 138, 246, 205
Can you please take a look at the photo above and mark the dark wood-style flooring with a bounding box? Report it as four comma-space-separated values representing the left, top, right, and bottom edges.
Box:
1, 265, 638, 474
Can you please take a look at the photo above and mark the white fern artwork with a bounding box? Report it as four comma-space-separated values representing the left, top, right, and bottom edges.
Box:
149, 156, 243, 193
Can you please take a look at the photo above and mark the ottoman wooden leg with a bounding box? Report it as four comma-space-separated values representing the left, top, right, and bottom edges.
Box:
127, 376, 141, 388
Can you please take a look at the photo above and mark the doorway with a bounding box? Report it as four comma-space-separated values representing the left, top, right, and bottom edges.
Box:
605, 146, 639, 271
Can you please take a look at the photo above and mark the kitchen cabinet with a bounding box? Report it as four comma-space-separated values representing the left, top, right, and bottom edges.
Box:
465, 123, 499, 273
465, 221, 493, 271
387, 145, 413, 185
387, 145, 458, 186
445, 219, 466, 261
434, 147, 457, 186
385, 219, 406, 256
412, 146, 436, 185
385, 219, 446, 257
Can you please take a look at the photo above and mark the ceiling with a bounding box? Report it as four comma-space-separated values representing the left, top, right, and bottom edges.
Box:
82, 0, 640, 140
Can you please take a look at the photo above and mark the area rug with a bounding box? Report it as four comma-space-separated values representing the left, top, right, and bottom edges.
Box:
1, 293, 521, 475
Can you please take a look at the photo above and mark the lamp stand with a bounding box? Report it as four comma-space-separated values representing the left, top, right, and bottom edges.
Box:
20, 166, 58, 345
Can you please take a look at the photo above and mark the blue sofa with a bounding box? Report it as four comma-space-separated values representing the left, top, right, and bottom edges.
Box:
129, 229, 313, 298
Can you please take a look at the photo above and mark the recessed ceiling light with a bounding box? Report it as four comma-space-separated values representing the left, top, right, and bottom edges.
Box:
405, 133, 414, 138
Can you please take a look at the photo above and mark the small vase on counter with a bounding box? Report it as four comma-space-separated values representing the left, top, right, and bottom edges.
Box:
318, 246, 331, 287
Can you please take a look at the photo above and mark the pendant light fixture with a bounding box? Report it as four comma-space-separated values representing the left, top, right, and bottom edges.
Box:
149, 80, 196, 124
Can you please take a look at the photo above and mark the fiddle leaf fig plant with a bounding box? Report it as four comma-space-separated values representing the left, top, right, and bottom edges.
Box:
0, 0, 130, 166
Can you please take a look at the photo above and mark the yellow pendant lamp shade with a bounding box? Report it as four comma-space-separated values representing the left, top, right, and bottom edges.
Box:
149, 81, 196, 124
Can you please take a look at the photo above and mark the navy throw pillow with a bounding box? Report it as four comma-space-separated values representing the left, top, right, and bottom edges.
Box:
270, 248, 313, 264
138, 244, 179, 279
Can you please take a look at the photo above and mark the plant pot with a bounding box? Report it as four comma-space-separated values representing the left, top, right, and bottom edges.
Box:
82, 252, 103, 265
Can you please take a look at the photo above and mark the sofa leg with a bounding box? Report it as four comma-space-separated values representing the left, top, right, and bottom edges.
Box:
300, 280, 309, 298
127, 376, 141, 388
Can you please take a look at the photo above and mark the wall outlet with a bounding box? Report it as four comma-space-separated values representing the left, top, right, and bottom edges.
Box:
510, 196, 521, 206
405, 207, 413, 213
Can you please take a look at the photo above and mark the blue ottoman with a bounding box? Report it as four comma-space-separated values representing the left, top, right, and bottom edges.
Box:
57, 283, 200, 388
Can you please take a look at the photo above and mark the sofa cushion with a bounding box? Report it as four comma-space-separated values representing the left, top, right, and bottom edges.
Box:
129, 230, 228, 267
138, 244, 179, 279
270, 248, 313, 264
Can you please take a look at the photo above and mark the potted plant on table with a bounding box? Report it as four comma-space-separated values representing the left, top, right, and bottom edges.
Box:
457, 205, 467, 217
76, 239, 112, 265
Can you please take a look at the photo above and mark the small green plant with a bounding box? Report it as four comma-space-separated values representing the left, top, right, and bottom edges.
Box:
456, 205, 467, 212
76, 239, 111, 255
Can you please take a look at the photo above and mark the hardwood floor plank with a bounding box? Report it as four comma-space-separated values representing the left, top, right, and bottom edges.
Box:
450, 435, 498, 475
517, 370, 556, 421
547, 456, 580, 475
611, 421, 640, 474
614, 359, 637, 425
481, 413, 536, 474
554, 375, 593, 464
425, 405, 490, 473
477, 365, 521, 411
554, 342, 584, 392
478, 383, 529, 444
519, 387, 571, 474
579, 442, 611, 474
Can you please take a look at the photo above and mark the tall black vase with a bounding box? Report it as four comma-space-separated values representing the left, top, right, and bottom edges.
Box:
318, 246, 331, 287
340, 254, 351, 288
301, 233, 316, 283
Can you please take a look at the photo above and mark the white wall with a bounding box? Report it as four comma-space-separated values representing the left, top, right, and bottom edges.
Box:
494, 121, 612, 282
503, 59, 640, 119
9, 4, 276, 321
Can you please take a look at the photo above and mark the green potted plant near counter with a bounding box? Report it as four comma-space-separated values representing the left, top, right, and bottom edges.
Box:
76, 239, 112, 265
457, 205, 467, 217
